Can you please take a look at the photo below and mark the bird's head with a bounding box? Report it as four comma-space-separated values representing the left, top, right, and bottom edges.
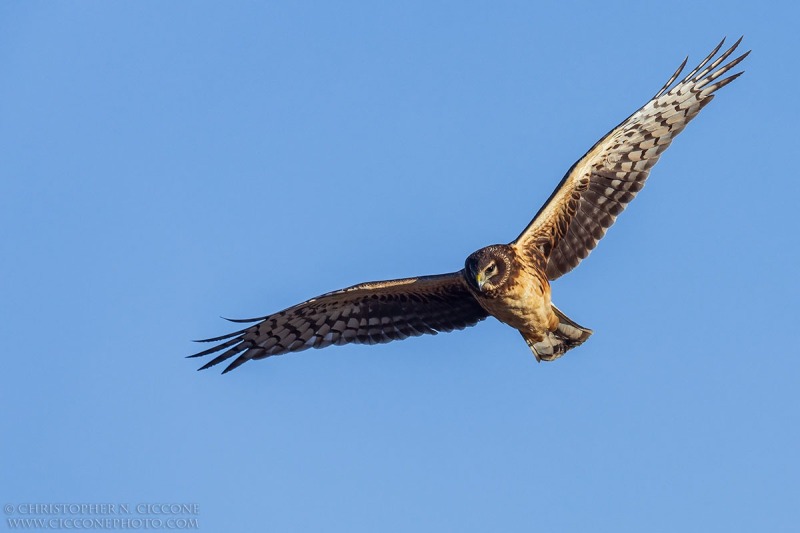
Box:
465, 245, 514, 296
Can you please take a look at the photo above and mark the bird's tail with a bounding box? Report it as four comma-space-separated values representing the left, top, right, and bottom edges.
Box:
523, 304, 593, 362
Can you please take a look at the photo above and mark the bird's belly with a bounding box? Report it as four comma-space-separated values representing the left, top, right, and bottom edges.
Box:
481, 282, 555, 340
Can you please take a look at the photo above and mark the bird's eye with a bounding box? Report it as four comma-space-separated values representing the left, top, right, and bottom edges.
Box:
486, 264, 496, 274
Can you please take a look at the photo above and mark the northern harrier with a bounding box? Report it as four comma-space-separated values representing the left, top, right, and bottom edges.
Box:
191, 39, 747, 373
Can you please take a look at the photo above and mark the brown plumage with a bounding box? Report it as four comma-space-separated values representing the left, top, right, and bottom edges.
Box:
191, 38, 748, 373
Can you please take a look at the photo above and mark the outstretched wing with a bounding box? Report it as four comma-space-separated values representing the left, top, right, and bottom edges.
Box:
189, 272, 488, 373
512, 38, 749, 280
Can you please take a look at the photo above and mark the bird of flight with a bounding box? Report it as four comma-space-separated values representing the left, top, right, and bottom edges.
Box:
191, 38, 748, 374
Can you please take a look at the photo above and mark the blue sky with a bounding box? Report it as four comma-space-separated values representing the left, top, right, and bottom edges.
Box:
2, 1, 798, 531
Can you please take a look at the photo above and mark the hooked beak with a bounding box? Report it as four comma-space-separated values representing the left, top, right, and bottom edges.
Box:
475, 272, 486, 291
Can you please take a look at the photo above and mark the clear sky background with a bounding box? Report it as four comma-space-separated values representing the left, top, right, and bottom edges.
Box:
2, 2, 798, 532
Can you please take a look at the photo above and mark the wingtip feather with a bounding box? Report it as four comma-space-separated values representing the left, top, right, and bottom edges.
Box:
221, 356, 250, 374
222, 315, 264, 324
187, 339, 238, 358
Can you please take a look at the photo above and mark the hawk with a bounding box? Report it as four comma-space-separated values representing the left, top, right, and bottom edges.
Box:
191, 38, 748, 373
